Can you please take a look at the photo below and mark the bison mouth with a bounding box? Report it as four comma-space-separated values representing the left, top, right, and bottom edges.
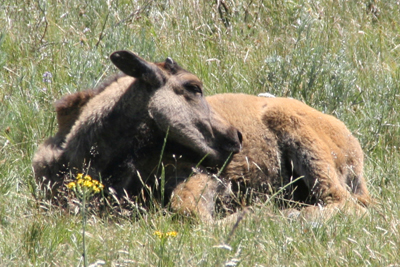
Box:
162, 129, 242, 169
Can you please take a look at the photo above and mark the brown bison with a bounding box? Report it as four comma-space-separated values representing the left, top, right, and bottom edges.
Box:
32, 50, 242, 199
171, 94, 370, 221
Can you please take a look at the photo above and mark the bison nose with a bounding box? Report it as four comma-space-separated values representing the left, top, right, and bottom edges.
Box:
220, 127, 243, 153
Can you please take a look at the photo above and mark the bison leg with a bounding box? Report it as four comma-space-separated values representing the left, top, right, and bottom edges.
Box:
282, 130, 366, 210
283, 136, 371, 222
278, 120, 368, 213
170, 173, 219, 222
263, 102, 370, 212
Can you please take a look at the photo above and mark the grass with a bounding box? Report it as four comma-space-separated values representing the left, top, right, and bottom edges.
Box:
1, 0, 400, 266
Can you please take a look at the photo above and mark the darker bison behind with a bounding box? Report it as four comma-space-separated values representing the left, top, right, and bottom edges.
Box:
32, 50, 242, 202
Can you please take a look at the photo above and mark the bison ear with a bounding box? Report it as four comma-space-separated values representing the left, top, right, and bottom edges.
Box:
110, 50, 163, 85
163, 57, 178, 74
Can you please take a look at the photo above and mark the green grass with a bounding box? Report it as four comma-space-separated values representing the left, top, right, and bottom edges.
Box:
1, 0, 400, 266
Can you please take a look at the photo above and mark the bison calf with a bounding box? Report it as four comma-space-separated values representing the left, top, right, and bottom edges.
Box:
33, 51, 242, 200
171, 94, 370, 221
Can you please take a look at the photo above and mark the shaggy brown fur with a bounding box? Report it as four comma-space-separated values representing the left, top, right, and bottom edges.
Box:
170, 94, 370, 221
32, 51, 242, 199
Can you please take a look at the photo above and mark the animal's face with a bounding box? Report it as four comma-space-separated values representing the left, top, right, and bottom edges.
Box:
110, 51, 242, 165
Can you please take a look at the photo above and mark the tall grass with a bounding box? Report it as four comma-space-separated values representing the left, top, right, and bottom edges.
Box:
1, 0, 399, 266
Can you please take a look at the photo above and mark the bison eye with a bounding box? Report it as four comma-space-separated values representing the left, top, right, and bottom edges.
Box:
185, 84, 202, 95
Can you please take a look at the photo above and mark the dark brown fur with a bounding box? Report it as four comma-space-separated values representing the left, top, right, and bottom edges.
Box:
33, 51, 242, 199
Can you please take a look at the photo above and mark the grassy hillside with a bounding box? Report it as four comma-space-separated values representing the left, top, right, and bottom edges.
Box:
1, 0, 399, 266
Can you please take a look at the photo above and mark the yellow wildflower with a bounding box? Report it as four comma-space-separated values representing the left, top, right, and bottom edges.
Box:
154, 231, 163, 238
66, 173, 104, 194
67, 182, 76, 189
83, 180, 93, 188
154, 231, 178, 239
166, 231, 178, 237
83, 174, 92, 181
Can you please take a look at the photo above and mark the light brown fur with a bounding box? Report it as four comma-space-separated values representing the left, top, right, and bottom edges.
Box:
170, 94, 370, 221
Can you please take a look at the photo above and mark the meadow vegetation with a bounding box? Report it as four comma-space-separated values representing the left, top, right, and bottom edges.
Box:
1, 0, 400, 266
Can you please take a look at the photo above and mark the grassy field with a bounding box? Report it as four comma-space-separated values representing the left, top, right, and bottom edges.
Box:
1, 0, 400, 266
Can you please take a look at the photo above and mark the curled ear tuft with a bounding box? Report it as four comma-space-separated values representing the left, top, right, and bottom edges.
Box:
166, 57, 174, 65
164, 57, 180, 74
